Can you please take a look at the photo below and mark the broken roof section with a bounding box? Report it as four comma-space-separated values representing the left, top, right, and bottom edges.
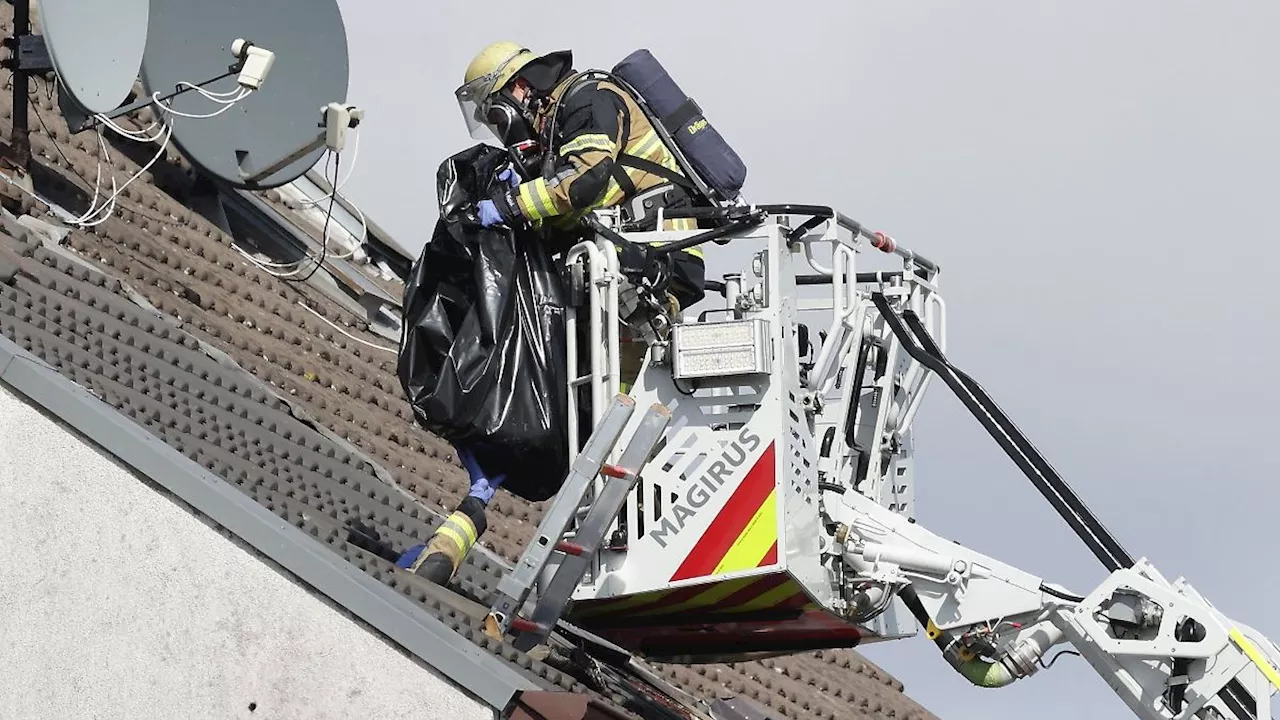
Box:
0, 5, 940, 718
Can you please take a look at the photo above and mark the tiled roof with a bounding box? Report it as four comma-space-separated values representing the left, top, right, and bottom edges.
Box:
0, 6, 940, 718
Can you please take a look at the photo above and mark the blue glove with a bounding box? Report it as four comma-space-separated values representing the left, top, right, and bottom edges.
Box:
498, 166, 521, 188
477, 199, 505, 227
394, 543, 425, 569
457, 445, 507, 504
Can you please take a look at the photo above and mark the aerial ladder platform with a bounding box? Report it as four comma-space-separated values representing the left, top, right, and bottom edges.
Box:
481, 200, 1280, 720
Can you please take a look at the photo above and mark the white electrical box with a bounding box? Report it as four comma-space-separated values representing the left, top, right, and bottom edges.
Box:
671, 318, 772, 379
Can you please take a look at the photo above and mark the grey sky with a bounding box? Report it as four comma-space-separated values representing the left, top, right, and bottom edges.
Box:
331, 2, 1280, 718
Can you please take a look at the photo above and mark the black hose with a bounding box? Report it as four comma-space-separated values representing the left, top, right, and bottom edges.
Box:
1040, 584, 1086, 603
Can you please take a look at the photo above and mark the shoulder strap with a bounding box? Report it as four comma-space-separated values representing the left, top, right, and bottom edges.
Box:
615, 154, 698, 192
546, 70, 700, 197
538, 71, 601, 176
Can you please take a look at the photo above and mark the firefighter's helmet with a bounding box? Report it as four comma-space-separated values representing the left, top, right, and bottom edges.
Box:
455, 42, 537, 142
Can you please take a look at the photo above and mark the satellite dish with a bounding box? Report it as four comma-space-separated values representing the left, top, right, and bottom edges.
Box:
34, 0, 150, 115
138, 0, 351, 189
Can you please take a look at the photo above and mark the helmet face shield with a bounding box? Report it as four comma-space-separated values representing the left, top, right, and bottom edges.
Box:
455, 75, 498, 141
454, 46, 530, 142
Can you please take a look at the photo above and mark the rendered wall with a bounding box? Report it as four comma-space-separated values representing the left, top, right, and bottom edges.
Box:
0, 383, 494, 720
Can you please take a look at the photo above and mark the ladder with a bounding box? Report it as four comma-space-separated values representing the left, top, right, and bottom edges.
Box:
484, 393, 672, 652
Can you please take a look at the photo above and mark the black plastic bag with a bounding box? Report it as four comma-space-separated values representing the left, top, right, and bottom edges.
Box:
397, 144, 570, 502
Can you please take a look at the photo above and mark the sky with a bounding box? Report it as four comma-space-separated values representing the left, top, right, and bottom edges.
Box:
330, 2, 1280, 718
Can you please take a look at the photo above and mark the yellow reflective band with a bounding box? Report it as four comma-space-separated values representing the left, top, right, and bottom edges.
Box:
627, 131, 662, 161
517, 183, 544, 220
534, 182, 555, 217
600, 178, 625, 207
435, 525, 470, 555
1229, 627, 1280, 692
518, 179, 556, 220
633, 130, 682, 175
443, 511, 478, 545
560, 133, 617, 156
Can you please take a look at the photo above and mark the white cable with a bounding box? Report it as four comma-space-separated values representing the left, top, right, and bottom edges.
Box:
95, 113, 165, 142
295, 301, 397, 354
238, 150, 368, 278
71, 129, 119, 226
238, 153, 341, 278
68, 80, 256, 227
74, 129, 110, 220
151, 87, 251, 119
69, 124, 173, 228
298, 130, 359, 205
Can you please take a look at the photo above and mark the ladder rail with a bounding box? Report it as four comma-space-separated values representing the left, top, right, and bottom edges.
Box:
486, 395, 638, 634
484, 395, 672, 650
511, 402, 673, 652
565, 233, 626, 586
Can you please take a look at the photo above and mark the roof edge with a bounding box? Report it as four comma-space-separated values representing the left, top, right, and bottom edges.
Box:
0, 333, 537, 711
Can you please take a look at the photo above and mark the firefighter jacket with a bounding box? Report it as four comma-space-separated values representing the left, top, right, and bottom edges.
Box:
488, 73, 705, 261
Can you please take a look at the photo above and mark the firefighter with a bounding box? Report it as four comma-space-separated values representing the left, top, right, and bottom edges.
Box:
455, 41, 708, 336
395, 43, 710, 587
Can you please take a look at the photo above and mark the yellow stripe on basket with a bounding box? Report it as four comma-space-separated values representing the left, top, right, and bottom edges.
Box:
632, 576, 758, 617
712, 489, 777, 576
569, 587, 675, 619
726, 579, 805, 613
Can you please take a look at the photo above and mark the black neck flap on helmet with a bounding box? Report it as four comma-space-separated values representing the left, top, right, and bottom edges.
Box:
487, 50, 575, 179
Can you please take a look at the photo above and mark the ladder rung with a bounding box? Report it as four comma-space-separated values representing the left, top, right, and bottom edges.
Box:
600, 463, 630, 479
511, 617, 545, 634
555, 540, 591, 557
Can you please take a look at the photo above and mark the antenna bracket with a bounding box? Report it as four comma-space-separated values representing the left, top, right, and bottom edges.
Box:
235, 102, 363, 185
1, 34, 52, 73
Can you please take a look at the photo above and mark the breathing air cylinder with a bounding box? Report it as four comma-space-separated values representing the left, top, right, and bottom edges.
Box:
612, 49, 748, 201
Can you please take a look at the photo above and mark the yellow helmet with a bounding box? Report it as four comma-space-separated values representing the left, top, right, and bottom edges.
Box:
456, 42, 537, 140
463, 41, 535, 92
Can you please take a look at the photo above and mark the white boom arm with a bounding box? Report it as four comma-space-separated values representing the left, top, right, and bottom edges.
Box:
828, 484, 1280, 719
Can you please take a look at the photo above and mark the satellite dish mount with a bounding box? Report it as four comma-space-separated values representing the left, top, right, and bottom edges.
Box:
0, 0, 55, 171
236, 102, 363, 185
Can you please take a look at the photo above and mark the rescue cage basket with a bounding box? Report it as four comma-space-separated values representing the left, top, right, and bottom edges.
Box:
546, 203, 947, 661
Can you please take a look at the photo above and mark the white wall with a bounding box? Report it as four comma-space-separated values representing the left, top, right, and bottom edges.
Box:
0, 383, 494, 720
